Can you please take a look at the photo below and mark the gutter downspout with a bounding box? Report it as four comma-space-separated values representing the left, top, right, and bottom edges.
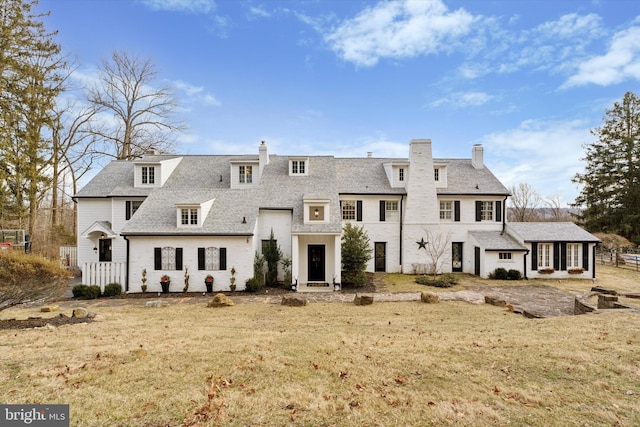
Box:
399, 194, 404, 270
523, 249, 529, 280
501, 195, 508, 235
123, 235, 130, 292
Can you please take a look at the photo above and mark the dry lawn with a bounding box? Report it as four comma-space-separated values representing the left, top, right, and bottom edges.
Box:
1, 268, 640, 426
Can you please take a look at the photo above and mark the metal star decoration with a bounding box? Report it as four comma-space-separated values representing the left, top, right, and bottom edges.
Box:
416, 237, 428, 250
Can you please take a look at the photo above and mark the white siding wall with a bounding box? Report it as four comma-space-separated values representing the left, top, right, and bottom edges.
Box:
127, 236, 253, 293
258, 209, 293, 281
77, 199, 112, 267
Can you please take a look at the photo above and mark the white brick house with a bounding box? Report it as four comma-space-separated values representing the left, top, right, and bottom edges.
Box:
74, 139, 599, 292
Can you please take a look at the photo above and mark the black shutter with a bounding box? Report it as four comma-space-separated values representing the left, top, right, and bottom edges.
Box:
175, 248, 183, 270
125, 201, 131, 220
154, 247, 162, 270
560, 243, 567, 271
553, 243, 560, 270
220, 248, 227, 270
454, 201, 460, 222
582, 243, 589, 271
379, 200, 386, 222
496, 201, 502, 222
531, 243, 538, 270
356, 200, 363, 222
475, 201, 482, 222
198, 248, 205, 270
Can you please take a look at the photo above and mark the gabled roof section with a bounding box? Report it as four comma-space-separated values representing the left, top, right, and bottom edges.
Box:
507, 222, 601, 243
81, 221, 117, 238
436, 159, 510, 195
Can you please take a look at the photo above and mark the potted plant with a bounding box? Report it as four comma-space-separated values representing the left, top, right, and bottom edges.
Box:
160, 274, 171, 293
204, 274, 214, 293
230, 266, 237, 291
141, 268, 148, 293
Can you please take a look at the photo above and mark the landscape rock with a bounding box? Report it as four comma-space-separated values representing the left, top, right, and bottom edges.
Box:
282, 295, 307, 307
146, 300, 169, 308
92, 314, 107, 322
41, 305, 59, 313
354, 294, 374, 306
484, 295, 506, 307
420, 291, 440, 304
72, 308, 88, 318
207, 293, 234, 307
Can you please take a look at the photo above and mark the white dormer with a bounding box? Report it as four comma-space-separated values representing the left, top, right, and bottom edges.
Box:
383, 162, 409, 188
175, 198, 214, 228
289, 157, 309, 176
230, 159, 260, 189
433, 162, 449, 188
303, 196, 330, 223
134, 157, 182, 188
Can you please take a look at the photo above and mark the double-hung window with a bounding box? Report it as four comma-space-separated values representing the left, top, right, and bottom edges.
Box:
481, 201, 493, 221
239, 165, 252, 184
342, 200, 356, 220
142, 166, 155, 184
440, 201, 453, 220
181, 208, 198, 225
385, 201, 399, 221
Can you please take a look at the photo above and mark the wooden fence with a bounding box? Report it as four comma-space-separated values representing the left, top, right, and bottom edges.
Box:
82, 262, 126, 292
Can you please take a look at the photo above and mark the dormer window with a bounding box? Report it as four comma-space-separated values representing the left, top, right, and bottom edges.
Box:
142, 166, 155, 184
239, 165, 253, 184
399, 168, 405, 182
434, 168, 440, 182
310, 206, 325, 221
177, 205, 201, 227
289, 158, 309, 176
181, 208, 198, 225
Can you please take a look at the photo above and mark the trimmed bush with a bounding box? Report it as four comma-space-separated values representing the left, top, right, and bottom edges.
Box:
72, 284, 88, 298
489, 267, 508, 280
245, 277, 262, 293
415, 273, 458, 288
72, 284, 101, 299
507, 269, 522, 280
342, 270, 367, 287
103, 283, 122, 297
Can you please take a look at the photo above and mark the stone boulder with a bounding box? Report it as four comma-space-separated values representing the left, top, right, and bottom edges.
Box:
41, 305, 59, 313
146, 300, 169, 308
207, 293, 234, 307
282, 295, 307, 307
484, 295, 506, 307
72, 308, 88, 318
420, 291, 440, 304
354, 294, 374, 306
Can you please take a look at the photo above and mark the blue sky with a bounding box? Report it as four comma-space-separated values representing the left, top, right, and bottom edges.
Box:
40, 0, 640, 204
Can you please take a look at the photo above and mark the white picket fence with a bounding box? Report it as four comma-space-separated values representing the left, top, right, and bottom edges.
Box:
82, 262, 126, 292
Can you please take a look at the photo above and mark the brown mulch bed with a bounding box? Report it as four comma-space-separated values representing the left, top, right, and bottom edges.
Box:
0, 314, 93, 330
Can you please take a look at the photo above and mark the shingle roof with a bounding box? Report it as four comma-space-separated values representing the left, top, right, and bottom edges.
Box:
507, 222, 600, 242
437, 159, 510, 195
469, 231, 528, 251
336, 158, 405, 194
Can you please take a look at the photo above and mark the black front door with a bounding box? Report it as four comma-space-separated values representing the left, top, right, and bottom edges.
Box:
99, 238, 112, 262
308, 245, 325, 282
452, 242, 463, 272
375, 242, 386, 272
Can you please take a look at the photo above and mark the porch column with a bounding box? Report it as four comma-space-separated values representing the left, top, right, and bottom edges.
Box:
334, 234, 342, 284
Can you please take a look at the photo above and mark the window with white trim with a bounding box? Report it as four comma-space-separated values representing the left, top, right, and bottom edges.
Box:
205, 247, 219, 270
342, 200, 356, 220
499, 252, 512, 261
239, 165, 253, 183
567, 243, 580, 268
291, 160, 306, 175
399, 168, 405, 182
385, 201, 399, 221
142, 166, 155, 184
440, 201, 453, 220
434, 168, 440, 182
180, 208, 198, 225
538, 243, 551, 268
481, 201, 493, 221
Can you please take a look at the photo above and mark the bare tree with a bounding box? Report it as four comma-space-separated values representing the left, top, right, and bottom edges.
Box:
508, 182, 542, 222
87, 50, 184, 160
544, 195, 572, 222
421, 228, 453, 276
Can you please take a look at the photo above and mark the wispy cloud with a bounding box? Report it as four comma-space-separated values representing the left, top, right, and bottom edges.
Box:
324, 0, 476, 67
563, 26, 640, 87
172, 80, 221, 106
430, 91, 493, 108
139, 0, 216, 14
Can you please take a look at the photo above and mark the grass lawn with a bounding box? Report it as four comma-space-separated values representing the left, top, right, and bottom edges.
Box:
1, 266, 639, 426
